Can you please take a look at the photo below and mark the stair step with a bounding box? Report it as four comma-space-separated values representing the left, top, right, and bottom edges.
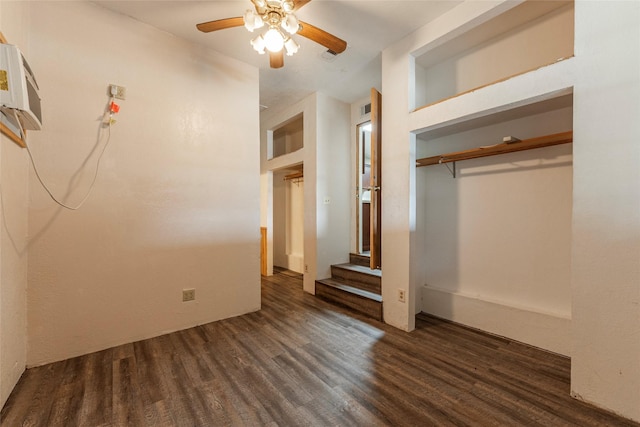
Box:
316, 278, 382, 302
331, 263, 381, 295
315, 279, 383, 321
349, 253, 371, 267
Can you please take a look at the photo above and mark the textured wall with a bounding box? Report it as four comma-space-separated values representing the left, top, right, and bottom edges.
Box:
25, 1, 261, 366
571, 1, 640, 421
0, 0, 30, 408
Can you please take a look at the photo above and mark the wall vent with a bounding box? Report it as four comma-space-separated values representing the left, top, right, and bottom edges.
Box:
361, 103, 371, 117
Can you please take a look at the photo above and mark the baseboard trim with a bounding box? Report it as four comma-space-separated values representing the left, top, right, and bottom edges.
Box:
421, 285, 571, 356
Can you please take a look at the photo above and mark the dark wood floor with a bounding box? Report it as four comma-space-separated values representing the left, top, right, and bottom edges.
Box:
2, 268, 638, 426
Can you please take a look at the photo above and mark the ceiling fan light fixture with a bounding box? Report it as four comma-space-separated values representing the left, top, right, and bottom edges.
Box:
281, 13, 299, 35
250, 35, 267, 54
281, 0, 295, 13
263, 27, 285, 52
196, 0, 347, 69
284, 37, 299, 56
243, 9, 264, 32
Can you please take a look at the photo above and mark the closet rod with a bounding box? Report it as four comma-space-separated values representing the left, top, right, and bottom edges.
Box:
416, 131, 573, 168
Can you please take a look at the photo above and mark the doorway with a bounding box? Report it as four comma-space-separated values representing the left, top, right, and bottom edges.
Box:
357, 121, 372, 255
355, 88, 382, 270
273, 166, 304, 274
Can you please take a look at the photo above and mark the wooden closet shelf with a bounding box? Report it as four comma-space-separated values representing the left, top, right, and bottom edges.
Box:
416, 131, 573, 168
283, 171, 303, 181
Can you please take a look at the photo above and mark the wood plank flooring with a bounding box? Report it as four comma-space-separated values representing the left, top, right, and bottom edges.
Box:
2, 268, 638, 426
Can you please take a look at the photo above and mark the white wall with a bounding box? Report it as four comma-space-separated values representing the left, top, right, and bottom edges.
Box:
25, 1, 261, 366
261, 92, 350, 292
0, 1, 30, 407
571, 1, 640, 421
417, 106, 573, 355
315, 93, 351, 280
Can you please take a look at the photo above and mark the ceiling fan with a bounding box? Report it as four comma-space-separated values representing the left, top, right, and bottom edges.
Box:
196, 0, 347, 69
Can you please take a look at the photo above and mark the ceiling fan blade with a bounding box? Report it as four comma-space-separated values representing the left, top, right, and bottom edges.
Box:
297, 21, 347, 54
293, 0, 311, 11
270, 51, 284, 69
196, 17, 244, 33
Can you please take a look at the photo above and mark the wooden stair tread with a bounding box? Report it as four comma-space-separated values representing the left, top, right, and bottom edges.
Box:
316, 279, 383, 302
315, 258, 383, 321
332, 263, 382, 277
330, 262, 381, 295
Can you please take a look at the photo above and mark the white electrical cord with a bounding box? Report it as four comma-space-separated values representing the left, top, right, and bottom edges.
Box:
14, 106, 113, 211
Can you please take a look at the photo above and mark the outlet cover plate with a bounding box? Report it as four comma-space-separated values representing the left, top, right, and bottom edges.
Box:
182, 288, 195, 302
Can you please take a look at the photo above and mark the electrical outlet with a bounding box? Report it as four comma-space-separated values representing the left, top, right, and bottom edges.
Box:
109, 84, 126, 100
398, 289, 406, 303
323, 197, 331, 205
182, 288, 195, 302
304, 264, 309, 273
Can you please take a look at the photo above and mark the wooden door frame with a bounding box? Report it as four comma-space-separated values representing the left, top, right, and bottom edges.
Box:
370, 88, 382, 270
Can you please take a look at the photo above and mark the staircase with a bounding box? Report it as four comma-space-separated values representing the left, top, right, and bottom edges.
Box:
315, 253, 383, 321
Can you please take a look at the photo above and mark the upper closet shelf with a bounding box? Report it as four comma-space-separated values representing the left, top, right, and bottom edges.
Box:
409, 59, 574, 137
416, 131, 573, 168
412, 0, 574, 112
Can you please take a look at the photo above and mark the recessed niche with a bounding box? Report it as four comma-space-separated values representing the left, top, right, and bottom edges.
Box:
415, 94, 574, 336
270, 113, 303, 159
413, 0, 574, 110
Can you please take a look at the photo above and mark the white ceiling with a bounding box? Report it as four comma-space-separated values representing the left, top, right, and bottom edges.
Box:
93, 0, 462, 110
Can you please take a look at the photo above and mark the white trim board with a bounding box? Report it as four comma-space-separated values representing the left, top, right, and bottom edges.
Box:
421, 285, 571, 356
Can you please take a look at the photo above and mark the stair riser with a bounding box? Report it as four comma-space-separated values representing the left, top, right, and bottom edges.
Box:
349, 253, 371, 267
332, 278, 380, 295
316, 282, 383, 321
330, 267, 381, 294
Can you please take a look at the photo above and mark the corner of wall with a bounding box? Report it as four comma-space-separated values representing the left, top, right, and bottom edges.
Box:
570, 1, 640, 422
0, 0, 31, 409
24, 1, 261, 366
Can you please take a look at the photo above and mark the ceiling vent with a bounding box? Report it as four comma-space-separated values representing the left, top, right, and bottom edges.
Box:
320, 50, 339, 62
